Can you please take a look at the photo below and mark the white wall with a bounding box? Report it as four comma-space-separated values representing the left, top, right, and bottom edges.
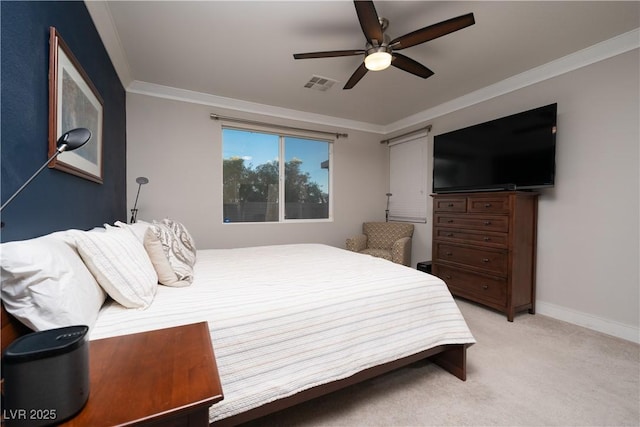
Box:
409, 49, 639, 340
126, 94, 389, 250
126, 49, 639, 342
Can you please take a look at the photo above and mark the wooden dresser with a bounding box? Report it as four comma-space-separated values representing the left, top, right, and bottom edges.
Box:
431, 191, 538, 321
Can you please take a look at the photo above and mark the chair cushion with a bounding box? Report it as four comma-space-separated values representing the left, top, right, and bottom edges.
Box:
361, 248, 392, 261
363, 222, 414, 249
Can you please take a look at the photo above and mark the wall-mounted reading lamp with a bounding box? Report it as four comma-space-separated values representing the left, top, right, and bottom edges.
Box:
0, 128, 92, 214
130, 176, 149, 223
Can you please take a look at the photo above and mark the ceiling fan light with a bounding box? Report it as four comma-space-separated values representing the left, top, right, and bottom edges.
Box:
364, 51, 392, 71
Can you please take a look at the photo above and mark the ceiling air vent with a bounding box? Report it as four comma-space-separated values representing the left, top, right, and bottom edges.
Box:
304, 75, 337, 92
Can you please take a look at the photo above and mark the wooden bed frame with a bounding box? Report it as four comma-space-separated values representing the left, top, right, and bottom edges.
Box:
212, 342, 467, 426
1, 303, 468, 426
1, 304, 31, 354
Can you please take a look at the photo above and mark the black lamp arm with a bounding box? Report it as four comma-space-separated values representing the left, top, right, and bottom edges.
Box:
0, 147, 65, 213
0, 128, 90, 214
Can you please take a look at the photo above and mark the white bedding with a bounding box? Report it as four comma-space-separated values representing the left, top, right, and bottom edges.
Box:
90, 244, 475, 423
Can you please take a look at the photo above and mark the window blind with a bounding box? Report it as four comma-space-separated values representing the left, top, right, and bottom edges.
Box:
388, 132, 428, 223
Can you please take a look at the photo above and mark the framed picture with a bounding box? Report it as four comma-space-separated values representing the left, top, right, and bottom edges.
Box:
48, 27, 104, 183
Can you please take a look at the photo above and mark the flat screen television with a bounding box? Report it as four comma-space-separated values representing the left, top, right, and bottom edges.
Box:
433, 103, 557, 193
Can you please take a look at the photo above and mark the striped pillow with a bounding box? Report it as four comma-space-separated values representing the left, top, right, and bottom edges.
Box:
73, 228, 157, 309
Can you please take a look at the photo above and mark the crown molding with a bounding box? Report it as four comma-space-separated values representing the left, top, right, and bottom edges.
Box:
84, 1, 133, 88
126, 81, 386, 134
384, 28, 640, 134
129, 28, 638, 135
87, 0, 638, 136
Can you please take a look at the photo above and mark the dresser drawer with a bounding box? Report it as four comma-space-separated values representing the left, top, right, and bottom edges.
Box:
433, 227, 508, 248
467, 195, 511, 214
434, 213, 509, 232
434, 242, 508, 275
434, 198, 467, 212
435, 265, 507, 306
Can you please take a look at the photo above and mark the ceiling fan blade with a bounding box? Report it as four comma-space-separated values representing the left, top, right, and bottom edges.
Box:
354, 0, 383, 44
343, 63, 368, 89
391, 53, 434, 79
293, 50, 364, 59
390, 13, 475, 50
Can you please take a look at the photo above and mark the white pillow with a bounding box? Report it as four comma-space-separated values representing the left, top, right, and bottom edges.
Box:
72, 228, 158, 309
0, 232, 107, 331
143, 227, 191, 287
114, 220, 151, 243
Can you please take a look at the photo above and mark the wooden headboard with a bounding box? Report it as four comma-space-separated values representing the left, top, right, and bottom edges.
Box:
1, 303, 31, 354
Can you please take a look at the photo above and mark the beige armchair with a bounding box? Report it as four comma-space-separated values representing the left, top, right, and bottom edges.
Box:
346, 222, 414, 266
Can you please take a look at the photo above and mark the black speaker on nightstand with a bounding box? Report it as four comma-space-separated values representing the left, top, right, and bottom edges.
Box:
417, 261, 432, 274
2, 325, 90, 426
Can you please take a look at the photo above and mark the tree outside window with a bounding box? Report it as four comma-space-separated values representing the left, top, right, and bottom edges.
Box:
222, 128, 331, 222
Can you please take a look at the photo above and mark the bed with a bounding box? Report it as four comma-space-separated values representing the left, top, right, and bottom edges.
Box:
1, 221, 475, 426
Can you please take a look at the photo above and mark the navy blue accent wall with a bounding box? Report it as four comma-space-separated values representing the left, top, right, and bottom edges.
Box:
1, 1, 126, 242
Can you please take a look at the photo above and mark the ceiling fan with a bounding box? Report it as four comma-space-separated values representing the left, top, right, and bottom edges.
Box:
293, 1, 475, 89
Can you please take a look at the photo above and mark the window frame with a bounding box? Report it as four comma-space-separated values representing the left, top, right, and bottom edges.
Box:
221, 125, 334, 224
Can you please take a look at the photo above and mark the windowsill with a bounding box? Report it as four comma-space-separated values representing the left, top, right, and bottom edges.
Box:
222, 218, 334, 225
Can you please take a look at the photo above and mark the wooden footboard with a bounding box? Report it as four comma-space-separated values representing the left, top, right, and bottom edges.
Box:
211, 343, 468, 427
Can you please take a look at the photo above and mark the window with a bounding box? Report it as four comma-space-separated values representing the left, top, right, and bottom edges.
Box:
222, 128, 331, 222
388, 133, 428, 223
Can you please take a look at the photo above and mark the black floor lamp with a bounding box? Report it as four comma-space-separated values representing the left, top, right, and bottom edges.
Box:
385, 193, 392, 222
130, 176, 149, 223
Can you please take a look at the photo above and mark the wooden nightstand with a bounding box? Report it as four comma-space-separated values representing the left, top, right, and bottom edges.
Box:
60, 322, 223, 426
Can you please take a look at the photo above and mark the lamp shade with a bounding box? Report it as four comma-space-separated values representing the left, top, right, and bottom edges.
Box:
364, 51, 392, 71
57, 128, 91, 152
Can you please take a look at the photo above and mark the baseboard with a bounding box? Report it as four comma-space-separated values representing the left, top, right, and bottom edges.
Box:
536, 301, 640, 344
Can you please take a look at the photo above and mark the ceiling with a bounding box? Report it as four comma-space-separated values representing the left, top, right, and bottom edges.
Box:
89, 1, 639, 130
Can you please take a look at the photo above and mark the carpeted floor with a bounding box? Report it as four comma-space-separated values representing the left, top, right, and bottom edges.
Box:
241, 299, 640, 426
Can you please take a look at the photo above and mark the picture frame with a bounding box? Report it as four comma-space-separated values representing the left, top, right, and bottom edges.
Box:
48, 27, 104, 184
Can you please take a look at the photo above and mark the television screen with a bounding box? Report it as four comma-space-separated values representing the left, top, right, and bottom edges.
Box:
433, 103, 557, 193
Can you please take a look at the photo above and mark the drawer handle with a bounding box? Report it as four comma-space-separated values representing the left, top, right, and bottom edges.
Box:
482, 258, 490, 263
483, 237, 491, 241
446, 252, 453, 256
447, 232, 454, 237
447, 219, 454, 223
484, 221, 492, 226
447, 203, 454, 207
482, 284, 489, 290
445, 275, 452, 279
484, 203, 492, 208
